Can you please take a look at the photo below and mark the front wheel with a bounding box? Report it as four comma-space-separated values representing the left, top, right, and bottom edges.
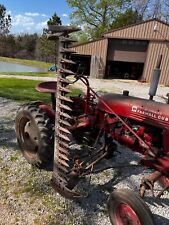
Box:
107, 189, 154, 225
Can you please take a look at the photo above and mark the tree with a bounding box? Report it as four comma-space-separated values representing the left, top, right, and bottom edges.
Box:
0, 35, 16, 57
0, 4, 11, 35
47, 12, 62, 26
132, 0, 169, 22
15, 33, 38, 59
67, 0, 169, 42
66, 0, 131, 40
131, 0, 150, 19
36, 13, 62, 63
111, 8, 143, 29
149, 0, 169, 21
164, 0, 169, 22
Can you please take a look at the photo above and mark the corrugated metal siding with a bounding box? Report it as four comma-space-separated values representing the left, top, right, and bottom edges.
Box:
142, 41, 169, 85
104, 20, 169, 41
72, 39, 108, 77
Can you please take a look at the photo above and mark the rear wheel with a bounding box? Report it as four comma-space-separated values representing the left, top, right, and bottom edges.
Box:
107, 189, 154, 225
15, 103, 54, 168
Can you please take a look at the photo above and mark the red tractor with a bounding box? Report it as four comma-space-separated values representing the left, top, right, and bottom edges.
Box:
15, 26, 169, 225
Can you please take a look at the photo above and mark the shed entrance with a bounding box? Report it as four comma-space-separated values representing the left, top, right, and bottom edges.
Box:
71, 54, 91, 75
106, 61, 144, 80
106, 39, 148, 80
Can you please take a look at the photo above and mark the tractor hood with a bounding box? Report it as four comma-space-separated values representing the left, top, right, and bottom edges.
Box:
97, 93, 169, 129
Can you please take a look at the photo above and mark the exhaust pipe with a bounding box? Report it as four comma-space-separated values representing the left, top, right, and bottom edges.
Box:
149, 54, 162, 100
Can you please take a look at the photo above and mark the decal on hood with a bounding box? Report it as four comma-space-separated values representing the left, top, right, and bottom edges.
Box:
131, 105, 168, 122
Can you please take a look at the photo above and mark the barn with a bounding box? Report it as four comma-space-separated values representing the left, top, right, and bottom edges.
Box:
71, 19, 169, 86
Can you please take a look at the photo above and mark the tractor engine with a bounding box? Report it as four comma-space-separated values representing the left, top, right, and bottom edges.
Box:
111, 119, 162, 154
97, 92, 169, 156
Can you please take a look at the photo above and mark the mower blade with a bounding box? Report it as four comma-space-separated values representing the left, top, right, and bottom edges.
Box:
58, 153, 69, 162
59, 103, 72, 111
59, 86, 71, 93
58, 141, 70, 149
60, 58, 76, 65
58, 95, 73, 103
59, 111, 72, 119
58, 146, 70, 156
51, 176, 84, 199
57, 158, 69, 168
59, 77, 71, 84
58, 126, 71, 134
60, 37, 77, 43
60, 48, 76, 54
56, 163, 69, 174
59, 119, 72, 127
57, 132, 71, 141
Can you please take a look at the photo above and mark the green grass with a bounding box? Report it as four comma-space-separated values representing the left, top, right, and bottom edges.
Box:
0, 71, 55, 77
0, 78, 82, 102
0, 56, 52, 69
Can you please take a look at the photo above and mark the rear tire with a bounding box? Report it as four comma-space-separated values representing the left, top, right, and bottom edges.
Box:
15, 103, 54, 168
107, 189, 154, 225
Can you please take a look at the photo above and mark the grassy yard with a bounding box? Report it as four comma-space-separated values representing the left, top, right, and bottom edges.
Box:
0, 78, 82, 103
0, 71, 55, 77
0, 56, 52, 69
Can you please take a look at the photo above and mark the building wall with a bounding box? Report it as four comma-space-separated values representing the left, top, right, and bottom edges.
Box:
142, 41, 169, 85
72, 39, 108, 78
72, 19, 169, 84
104, 20, 169, 41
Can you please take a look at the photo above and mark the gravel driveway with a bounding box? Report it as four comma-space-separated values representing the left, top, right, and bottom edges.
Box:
0, 77, 169, 225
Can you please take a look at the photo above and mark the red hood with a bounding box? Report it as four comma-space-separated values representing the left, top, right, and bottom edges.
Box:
97, 93, 169, 129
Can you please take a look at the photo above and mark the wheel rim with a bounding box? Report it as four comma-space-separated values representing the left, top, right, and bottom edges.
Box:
114, 203, 141, 225
19, 117, 39, 158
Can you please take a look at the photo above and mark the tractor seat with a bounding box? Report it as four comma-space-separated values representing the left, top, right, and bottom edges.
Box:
36, 81, 57, 93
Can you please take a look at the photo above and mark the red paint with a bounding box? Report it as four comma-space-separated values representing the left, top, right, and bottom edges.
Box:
36, 81, 57, 93
38, 104, 55, 120
97, 93, 169, 129
141, 156, 169, 175
115, 203, 141, 225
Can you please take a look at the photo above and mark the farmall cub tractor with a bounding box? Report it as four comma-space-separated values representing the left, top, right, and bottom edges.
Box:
15, 25, 169, 225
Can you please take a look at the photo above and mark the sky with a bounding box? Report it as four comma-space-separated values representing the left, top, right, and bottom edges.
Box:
0, 0, 72, 34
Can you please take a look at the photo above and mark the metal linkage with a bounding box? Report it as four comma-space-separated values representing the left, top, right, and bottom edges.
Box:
47, 25, 83, 198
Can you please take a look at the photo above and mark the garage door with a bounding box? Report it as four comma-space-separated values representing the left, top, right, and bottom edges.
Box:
108, 39, 148, 63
